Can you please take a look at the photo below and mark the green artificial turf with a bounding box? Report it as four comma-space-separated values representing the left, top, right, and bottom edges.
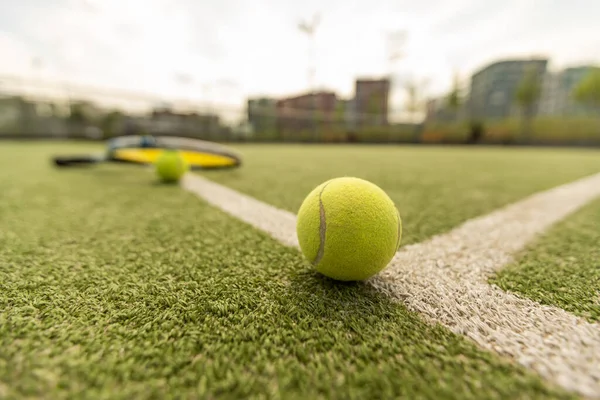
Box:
204, 144, 600, 246
0, 142, 575, 399
493, 198, 600, 323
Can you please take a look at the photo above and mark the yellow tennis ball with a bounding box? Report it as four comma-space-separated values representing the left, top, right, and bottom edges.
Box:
155, 150, 189, 183
296, 177, 402, 281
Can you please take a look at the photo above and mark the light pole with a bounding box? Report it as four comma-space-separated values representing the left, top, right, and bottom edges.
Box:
386, 30, 407, 124
173, 73, 197, 138
31, 57, 43, 94
386, 30, 406, 79
298, 13, 320, 95
212, 79, 240, 123
174, 72, 194, 113
298, 13, 320, 139
404, 76, 430, 123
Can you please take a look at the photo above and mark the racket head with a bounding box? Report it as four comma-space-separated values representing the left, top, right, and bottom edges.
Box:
53, 135, 242, 170
107, 135, 242, 169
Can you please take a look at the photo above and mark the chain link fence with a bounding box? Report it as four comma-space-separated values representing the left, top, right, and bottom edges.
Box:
0, 75, 425, 143
1, 75, 598, 146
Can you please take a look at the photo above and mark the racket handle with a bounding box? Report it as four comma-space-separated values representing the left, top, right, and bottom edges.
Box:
53, 155, 102, 167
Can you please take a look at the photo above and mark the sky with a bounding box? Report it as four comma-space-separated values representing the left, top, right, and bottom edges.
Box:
1, 0, 599, 116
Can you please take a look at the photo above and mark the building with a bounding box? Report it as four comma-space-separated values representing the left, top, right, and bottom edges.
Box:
276, 91, 338, 134
468, 58, 549, 120
538, 66, 599, 116
247, 97, 277, 135
353, 78, 390, 126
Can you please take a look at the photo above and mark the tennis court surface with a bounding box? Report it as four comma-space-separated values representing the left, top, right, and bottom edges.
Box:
1, 142, 599, 399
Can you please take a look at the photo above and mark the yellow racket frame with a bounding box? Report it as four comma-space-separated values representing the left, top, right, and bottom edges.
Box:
112, 148, 239, 169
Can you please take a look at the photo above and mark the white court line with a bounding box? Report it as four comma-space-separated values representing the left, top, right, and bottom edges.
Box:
181, 174, 299, 248
182, 172, 600, 398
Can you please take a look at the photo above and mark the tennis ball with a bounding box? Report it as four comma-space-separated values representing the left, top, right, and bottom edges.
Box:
155, 150, 189, 183
296, 177, 402, 281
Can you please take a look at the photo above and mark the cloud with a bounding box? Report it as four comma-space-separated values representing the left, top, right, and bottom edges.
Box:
0, 32, 36, 75
0, 0, 598, 112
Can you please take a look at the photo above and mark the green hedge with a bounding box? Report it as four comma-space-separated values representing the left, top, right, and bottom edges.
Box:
251, 125, 419, 143
532, 117, 600, 142
350, 125, 418, 143
420, 121, 470, 143
482, 118, 600, 143
245, 117, 600, 144
419, 118, 600, 145
480, 119, 521, 143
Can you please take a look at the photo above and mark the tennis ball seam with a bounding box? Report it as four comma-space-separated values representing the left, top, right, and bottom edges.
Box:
313, 181, 332, 265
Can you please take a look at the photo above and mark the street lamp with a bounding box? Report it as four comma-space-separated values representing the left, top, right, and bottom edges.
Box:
298, 13, 321, 139
386, 30, 407, 79
386, 30, 407, 124
298, 13, 320, 94
174, 72, 194, 113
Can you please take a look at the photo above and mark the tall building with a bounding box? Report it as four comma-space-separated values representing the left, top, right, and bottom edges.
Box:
353, 78, 390, 126
538, 66, 599, 116
468, 58, 548, 120
276, 91, 338, 133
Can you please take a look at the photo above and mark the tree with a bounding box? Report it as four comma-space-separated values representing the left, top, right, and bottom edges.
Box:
404, 78, 428, 123
334, 100, 346, 131
67, 101, 101, 138
68, 102, 90, 125
515, 65, 543, 140
573, 68, 600, 112
99, 110, 124, 138
446, 72, 463, 121
405, 81, 418, 119
367, 92, 385, 125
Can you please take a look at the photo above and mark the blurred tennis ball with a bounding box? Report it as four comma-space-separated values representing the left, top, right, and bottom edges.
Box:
296, 177, 402, 281
155, 149, 189, 183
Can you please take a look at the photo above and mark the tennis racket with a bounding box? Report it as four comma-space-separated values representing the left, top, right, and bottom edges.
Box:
52, 135, 242, 170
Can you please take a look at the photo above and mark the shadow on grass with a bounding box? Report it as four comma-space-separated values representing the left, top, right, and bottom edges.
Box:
284, 267, 409, 328
64, 166, 185, 189
151, 180, 182, 187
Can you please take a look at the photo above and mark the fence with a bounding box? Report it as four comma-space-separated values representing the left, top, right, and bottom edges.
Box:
1, 75, 599, 146
0, 74, 425, 143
